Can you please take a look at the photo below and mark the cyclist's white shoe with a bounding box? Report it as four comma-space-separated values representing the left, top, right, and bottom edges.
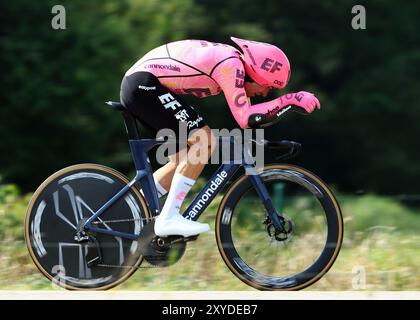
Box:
154, 213, 210, 237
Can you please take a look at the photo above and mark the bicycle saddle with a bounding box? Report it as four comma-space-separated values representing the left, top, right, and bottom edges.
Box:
105, 101, 125, 111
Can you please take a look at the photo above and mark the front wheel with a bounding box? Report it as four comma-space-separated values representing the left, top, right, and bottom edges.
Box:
215, 164, 343, 290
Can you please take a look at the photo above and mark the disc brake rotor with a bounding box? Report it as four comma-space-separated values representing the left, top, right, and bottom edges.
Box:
265, 214, 294, 242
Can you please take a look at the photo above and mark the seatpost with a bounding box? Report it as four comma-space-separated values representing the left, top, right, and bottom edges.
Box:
121, 110, 140, 140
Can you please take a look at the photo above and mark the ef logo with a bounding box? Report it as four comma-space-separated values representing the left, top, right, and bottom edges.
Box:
51, 5, 66, 30
351, 5, 366, 30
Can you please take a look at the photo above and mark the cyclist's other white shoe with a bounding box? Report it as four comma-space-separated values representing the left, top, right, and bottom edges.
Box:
154, 213, 210, 237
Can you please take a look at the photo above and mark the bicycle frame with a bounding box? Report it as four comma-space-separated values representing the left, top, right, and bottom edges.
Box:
83, 106, 282, 240
83, 136, 281, 241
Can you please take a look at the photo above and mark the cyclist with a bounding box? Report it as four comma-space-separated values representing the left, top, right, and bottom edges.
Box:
120, 37, 320, 238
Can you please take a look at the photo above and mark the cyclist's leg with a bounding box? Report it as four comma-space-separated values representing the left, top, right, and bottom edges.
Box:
175, 125, 216, 179
152, 160, 177, 195
152, 126, 215, 211
120, 71, 182, 197
155, 126, 216, 190
155, 126, 216, 237
120, 71, 212, 236
153, 125, 216, 196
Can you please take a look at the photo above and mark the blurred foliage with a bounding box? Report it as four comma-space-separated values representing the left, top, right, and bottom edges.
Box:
0, 183, 419, 290
0, 0, 419, 195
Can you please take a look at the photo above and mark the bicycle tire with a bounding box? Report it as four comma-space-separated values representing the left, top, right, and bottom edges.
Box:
215, 164, 343, 290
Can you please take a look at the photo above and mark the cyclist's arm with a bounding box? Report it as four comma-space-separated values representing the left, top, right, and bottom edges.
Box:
211, 59, 293, 128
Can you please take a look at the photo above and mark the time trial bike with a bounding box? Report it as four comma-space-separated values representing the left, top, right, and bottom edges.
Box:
25, 101, 343, 290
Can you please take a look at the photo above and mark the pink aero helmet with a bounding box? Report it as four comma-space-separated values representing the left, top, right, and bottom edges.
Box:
230, 36, 291, 88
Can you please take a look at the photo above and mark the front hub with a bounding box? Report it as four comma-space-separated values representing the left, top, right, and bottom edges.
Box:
264, 215, 294, 242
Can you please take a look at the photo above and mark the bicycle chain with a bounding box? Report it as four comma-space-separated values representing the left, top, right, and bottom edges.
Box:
92, 216, 155, 225
93, 217, 162, 269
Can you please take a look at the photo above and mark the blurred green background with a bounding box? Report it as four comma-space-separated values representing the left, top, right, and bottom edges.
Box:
0, 0, 419, 290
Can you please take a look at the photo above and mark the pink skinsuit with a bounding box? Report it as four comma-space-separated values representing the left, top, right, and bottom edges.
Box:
126, 39, 286, 128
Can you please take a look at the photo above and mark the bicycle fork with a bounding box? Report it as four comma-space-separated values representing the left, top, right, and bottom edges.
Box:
247, 171, 285, 232
242, 139, 285, 232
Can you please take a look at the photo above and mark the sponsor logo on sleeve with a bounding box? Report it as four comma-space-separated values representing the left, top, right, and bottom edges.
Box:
294, 92, 304, 102
276, 105, 292, 117
234, 92, 247, 108
265, 106, 280, 117
235, 69, 245, 88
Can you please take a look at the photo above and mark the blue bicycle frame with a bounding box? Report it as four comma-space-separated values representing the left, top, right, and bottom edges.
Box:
83, 104, 281, 240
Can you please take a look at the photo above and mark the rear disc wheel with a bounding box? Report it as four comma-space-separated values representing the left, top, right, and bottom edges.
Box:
25, 164, 150, 290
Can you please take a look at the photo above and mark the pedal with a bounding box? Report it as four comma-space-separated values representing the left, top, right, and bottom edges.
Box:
139, 221, 187, 267
86, 236, 102, 267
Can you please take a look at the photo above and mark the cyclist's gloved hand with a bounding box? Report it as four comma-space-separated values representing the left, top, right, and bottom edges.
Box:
246, 92, 321, 128
289, 91, 321, 114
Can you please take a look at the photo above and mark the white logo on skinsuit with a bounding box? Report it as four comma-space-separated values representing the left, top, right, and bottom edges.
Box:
187, 116, 203, 128
138, 85, 156, 91
175, 109, 190, 122
158, 93, 182, 110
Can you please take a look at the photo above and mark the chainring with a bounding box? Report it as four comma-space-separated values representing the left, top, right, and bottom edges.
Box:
138, 221, 186, 267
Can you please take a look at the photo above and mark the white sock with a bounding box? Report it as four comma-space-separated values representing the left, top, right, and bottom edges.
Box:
159, 173, 195, 220
140, 180, 167, 199
155, 180, 168, 198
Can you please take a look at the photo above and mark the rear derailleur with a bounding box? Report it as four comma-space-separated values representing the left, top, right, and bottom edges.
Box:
74, 217, 102, 267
